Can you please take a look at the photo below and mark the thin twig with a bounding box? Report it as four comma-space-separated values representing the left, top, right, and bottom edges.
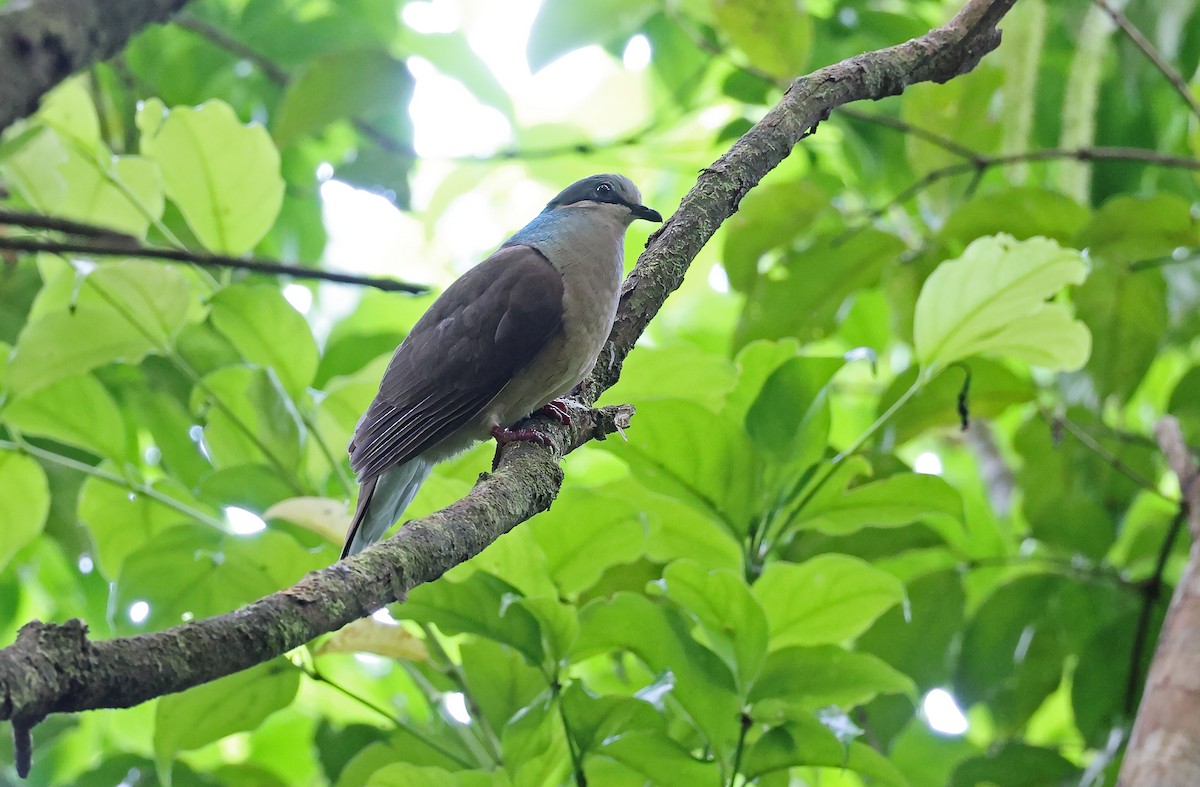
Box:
1092, 0, 1200, 120
0, 235, 424, 293
838, 107, 981, 160
1052, 413, 1173, 502
0, 208, 136, 241
1125, 505, 1187, 715
856, 146, 1200, 228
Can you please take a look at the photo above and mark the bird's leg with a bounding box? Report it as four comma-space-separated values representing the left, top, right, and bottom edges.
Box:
490, 424, 553, 469
537, 398, 573, 426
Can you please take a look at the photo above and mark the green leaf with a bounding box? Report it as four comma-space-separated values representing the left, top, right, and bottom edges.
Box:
3, 374, 130, 463
720, 179, 830, 293
190, 365, 304, 474
154, 657, 299, 761
950, 743, 1079, 786
0, 449, 50, 570
789, 473, 963, 537
939, 187, 1090, 250
77, 472, 200, 579
7, 306, 153, 397
602, 399, 762, 537
744, 355, 842, 468
573, 593, 740, 757
743, 713, 908, 784
734, 230, 904, 348
752, 554, 904, 649
209, 284, 319, 397
79, 261, 196, 348
460, 639, 547, 734
527, 486, 647, 596
560, 682, 666, 754
116, 527, 320, 632
858, 571, 965, 688
656, 560, 768, 692
364, 764, 505, 787
140, 100, 284, 254
527, 0, 655, 71
501, 691, 570, 787
274, 49, 414, 149
596, 730, 721, 786
403, 572, 545, 666
913, 234, 1091, 376
749, 645, 917, 714
1074, 259, 1166, 401
713, 0, 813, 79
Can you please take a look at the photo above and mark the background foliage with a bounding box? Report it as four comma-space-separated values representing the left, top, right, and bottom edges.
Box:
1, 0, 1199, 784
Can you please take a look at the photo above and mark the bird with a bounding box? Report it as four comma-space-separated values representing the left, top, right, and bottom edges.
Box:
340, 174, 663, 558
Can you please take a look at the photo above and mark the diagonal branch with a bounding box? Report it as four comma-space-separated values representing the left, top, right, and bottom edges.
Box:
1092, 0, 1200, 121
0, 0, 1018, 776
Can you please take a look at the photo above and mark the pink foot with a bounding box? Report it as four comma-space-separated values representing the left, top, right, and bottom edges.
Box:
538, 398, 573, 426
490, 424, 553, 469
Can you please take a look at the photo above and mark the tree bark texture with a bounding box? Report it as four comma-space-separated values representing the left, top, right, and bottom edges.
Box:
0, 0, 192, 132
0, 0, 1018, 769
1119, 417, 1200, 787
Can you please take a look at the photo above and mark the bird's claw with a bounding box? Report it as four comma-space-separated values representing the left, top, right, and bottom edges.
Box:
538, 398, 573, 426
490, 425, 553, 469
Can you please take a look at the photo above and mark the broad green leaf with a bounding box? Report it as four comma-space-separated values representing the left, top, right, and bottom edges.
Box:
596, 730, 721, 786
744, 355, 842, 468
723, 338, 804, 424
1077, 194, 1200, 264
858, 571, 965, 688
743, 713, 908, 784
600, 343, 736, 411
4, 374, 130, 463
950, 743, 1079, 786
939, 187, 1089, 250
789, 473, 963, 537
734, 230, 904, 349
501, 691, 571, 787
602, 399, 762, 537
753, 554, 904, 648
721, 179, 830, 293
209, 284, 319, 397
656, 559, 768, 692
141, 100, 284, 254
7, 306, 154, 397
36, 76, 102, 151
713, 0, 813, 79
875, 359, 1035, 444
403, 572, 545, 666
749, 645, 917, 715
573, 593, 740, 757
79, 261, 195, 347
460, 639, 547, 735
1075, 260, 1167, 402
365, 764, 505, 787
274, 49, 414, 149
190, 365, 304, 474
154, 657, 299, 761
560, 682, 666, 754
116, 527, 320, 632
2, 126, 164, 237
527, 0, 655, 71
77, 471, 201, 579
913, 234, 1090, 375
527, 485, 646, 596
0, 449, 50, 570
515, 596, 579, 664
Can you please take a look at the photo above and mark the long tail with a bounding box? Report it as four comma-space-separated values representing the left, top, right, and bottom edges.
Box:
341, 458, 433, 558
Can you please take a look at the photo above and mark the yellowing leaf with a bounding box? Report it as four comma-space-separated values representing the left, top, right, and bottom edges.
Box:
914, 234, 1091, 376
141, 100, 283, 254
317, 618, 429, 662
264, 497, 349, 544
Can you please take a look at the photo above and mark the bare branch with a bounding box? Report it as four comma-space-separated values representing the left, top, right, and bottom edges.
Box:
1120, 417, 1200, 786
0, 228, 426, 293
0, 0, 1018, 769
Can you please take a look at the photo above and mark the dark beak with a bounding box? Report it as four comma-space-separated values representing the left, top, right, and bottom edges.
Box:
630, 203, 663, 223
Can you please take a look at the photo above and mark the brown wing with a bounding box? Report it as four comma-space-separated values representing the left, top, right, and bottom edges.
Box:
348, 245, 564, 480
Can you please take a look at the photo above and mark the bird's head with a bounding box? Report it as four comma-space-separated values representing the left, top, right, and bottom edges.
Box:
543, 174, 663, 226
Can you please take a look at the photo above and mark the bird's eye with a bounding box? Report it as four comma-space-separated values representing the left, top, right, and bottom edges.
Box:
595, 182, 613, 197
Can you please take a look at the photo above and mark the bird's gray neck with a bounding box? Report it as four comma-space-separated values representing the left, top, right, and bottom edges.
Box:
504, 207, 628, 268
